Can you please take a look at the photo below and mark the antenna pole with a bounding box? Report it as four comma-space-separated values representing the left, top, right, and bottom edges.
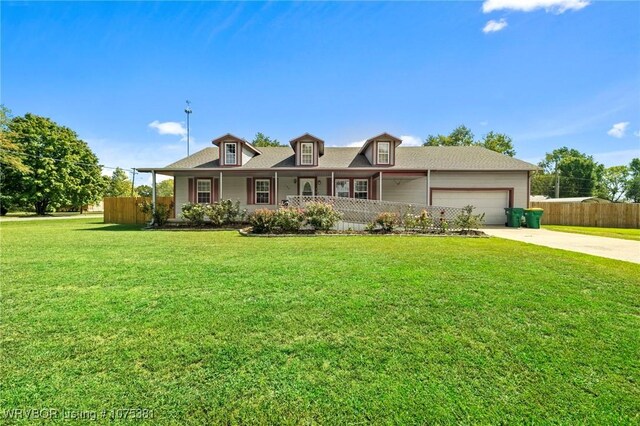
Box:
185, 100, 192, 156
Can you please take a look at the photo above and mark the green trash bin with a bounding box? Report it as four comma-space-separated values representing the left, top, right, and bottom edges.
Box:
524, 208, 544, 229
504, 207, 524, 227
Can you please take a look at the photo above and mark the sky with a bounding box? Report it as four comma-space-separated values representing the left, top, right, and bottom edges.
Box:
3, 0, 639, 184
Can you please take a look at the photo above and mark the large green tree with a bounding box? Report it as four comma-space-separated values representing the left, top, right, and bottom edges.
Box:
596, 165, 629, 202
625, 158, 640, 202
2, 113, 104, 215
537, 147, 603, 198
0, 106, 30, 214
137, 179, 173, 197
105, 167, 134, 197
252, 132, 284, 147
424, 125, 516, 156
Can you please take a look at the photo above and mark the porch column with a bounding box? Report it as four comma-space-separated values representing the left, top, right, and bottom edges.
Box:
274, 171, 278, 205
331, 171, 334, 197
379, 171, 383, 201
219, 171, 223, 200
151, 170, 157, 223
426, 169, 431, 205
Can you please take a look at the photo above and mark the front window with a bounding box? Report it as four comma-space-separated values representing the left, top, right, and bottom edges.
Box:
354, 179, 368, 199
255, 179, 271, 204
301, 142, 313, 165
377, 142, 390, 164
197, 179, 211, 203
224, 143, 237, 165
335, 179, 350, 198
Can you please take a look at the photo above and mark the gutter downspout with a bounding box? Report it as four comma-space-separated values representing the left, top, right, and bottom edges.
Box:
427, 169, 431, 206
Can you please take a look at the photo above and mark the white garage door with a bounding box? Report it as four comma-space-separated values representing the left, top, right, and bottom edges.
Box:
432, 190, 509, 225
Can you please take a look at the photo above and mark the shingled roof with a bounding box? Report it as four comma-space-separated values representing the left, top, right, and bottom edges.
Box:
151, 145, 537, 171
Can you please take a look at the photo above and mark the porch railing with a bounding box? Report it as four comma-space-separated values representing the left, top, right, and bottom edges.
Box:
286, 195, 466, 231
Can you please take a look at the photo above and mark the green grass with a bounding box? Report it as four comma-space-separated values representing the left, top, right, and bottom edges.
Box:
1, 219, 639, 424
545, 225, 640, 241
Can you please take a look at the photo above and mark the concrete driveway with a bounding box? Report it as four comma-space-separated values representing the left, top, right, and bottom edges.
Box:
483, 226, 640, 264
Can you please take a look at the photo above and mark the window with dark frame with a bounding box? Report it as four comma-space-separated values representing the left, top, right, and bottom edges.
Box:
196, 179, 212, 203
354, 179, 368, 199
255, 179, 270, 204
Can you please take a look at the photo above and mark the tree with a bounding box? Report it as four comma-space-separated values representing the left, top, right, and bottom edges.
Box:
423, 125, 516, 156
538, 147, 602, 198
477, 131, 516, 157
0, 106, 30, 214
424, 125, 474, 147
157, 179, 174, 197
136, 185, 152, 197
2, 113, 104, 215
596, 165, 629, 202
625, 158, 640, 202
252, 132, 284, 147
105, 167, 134, 197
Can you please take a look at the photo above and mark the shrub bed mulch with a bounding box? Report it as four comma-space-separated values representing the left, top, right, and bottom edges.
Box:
238, 227, 487, 238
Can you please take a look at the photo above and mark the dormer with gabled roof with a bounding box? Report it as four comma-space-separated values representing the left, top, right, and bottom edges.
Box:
359, 132, 403, 166
289, 133, 324, 167
211, 133, 261, 167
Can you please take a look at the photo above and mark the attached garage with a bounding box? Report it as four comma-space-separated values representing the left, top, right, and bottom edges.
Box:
431, 188, 512, 225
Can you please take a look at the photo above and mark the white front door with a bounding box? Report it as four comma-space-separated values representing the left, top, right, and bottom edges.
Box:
299, 178, 315, 196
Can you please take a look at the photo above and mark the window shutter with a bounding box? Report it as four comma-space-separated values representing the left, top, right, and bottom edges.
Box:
270, 178, 275, 205
213, 178, 219, 202
188, 178, 195, 203
246, 178, 253, 205
327, 178, 332, 196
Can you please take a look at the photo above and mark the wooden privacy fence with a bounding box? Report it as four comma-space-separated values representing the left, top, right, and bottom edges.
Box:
103, 197, 174, 224
530, 202, 640, 229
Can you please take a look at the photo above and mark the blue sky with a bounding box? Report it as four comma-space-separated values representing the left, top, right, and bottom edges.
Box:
3, 1, 639, 183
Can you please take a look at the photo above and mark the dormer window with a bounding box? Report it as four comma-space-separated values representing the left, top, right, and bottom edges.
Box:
377, 142, 390, 164
301, 142, 313, 165
224, 143, 237, 165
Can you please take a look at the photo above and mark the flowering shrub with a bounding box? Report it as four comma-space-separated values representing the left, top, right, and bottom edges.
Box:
402, 209, 433, 232
275, 207, 305, 233
453, 205, 485, 233
181, 203, 207, 225
139, 200, 173, 226
206, 200, 246, 226
248, 209, 277, 233
304, 201, 342, 231
374, 212, 400, 232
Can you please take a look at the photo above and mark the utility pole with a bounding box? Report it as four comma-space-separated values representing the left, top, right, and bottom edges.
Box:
185, 100, 192, 156
554, 161, 560, 198
131, 168, 136, 197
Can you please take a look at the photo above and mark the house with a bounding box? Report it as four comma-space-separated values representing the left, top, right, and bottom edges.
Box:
137, 132, 538, 225
530, 196, 611, 203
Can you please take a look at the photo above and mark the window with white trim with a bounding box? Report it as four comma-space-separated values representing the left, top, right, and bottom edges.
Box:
335, 179, 350, 198
224, 143, 237, 165
377, 141, 390, 164
255, 179, 271, 204
300, 142, 313, 165
197, 179, 212, 203
354, 179, 368, 199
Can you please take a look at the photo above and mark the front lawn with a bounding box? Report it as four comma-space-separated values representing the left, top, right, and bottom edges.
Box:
545, 225, 640, 241
1, 219, 638, 424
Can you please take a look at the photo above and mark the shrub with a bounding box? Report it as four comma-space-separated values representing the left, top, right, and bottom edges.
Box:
304, 201, 342, 232
274, 207, 305, 233
181, 202, 207, 226
139, 200, 174, 226
414, 209, 433, 232
437, 210, 449, 234
249, 209, 276, 234
220, 199, 245, 223
374, 212, 400, 232
453, 205, 485, 233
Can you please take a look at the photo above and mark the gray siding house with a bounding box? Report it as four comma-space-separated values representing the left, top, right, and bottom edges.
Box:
138, 132, 537, 225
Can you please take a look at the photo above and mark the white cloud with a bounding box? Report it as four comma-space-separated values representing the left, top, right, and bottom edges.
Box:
346, 139, 366, 148
483, 19, 508, 33
593, 149, 640, 167
482, 0, 590, 14
480, 121, 489, 127
400, 135, 423, 146
607, 122, 629, 138
634, 130, 640, 138
148, 120, 187, 137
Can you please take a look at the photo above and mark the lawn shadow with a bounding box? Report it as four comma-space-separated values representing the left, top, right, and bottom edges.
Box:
78, 223, 145, 232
